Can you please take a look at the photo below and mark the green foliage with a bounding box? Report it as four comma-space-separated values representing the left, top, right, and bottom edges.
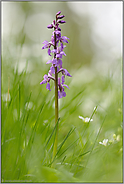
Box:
1, 58, 122, 182
1, 2, 122, 182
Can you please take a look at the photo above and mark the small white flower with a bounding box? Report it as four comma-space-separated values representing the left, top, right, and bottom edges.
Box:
113, 133, 116, 140
79, 116, 93, 123
116, 135, 120, 142
119, 147, 122, 152
113, 133, 120, 142
99, 139, 108, 146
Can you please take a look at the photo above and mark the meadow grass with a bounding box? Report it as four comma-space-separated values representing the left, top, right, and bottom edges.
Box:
1, 57, 122, 183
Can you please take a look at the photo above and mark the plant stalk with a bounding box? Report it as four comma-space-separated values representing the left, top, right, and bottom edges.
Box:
53, 67, 59, 159
53, 25, 59, 161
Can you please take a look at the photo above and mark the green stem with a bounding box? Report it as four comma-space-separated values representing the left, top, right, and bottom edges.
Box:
53, 67, 59, 159
52, 20, 59, 163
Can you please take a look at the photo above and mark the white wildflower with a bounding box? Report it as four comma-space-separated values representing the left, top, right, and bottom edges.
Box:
79, 116, 93, 123
116, 135, 120, 142
119, 147, 123, 152
99, 139, 108, 146
113, 133, 120, 142
113, 133, 116, 140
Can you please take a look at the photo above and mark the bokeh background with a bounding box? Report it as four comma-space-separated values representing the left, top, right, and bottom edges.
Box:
2, 1, 122, 183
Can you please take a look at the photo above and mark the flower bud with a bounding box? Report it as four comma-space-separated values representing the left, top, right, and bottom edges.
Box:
58, 20, 66, 24
58, 27, 61, 31
56, 11, 61, 16
53, 20, 55, 26
57, 15, 65, 19
113, 134, 116, 140
117, 135, 120, 141
47, 24, 53, 29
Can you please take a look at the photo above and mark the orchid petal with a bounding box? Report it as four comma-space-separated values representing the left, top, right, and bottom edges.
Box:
46, 83, 51, 91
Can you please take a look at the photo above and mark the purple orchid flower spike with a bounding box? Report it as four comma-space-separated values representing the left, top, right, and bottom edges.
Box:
40, 11, 72, 99
40, 11, 72, 159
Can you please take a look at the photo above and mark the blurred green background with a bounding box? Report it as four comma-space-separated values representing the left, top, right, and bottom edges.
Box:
1, 1, 122, 183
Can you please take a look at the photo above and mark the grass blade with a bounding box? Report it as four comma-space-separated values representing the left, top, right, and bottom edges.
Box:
49, 127, 76, 166
45, 118, 60, 149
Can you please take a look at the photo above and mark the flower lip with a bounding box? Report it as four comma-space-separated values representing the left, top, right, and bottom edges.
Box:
48, 48, 51, 56
46, 83, 51, 91
46, 60, 52, 64
58, 90, 66, 99
58, 76, 69, 99
42, 40, 49, 44
61, 75, 65, 84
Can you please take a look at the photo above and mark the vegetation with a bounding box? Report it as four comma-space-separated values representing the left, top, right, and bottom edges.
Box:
2, 2, 122, 182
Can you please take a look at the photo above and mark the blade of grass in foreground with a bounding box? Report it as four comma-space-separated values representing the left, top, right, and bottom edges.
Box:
57, 136, 80, 159
60, 88, 86, 112
12, 102, 45, 179
49, 127, 76, 166
84, 115, 107, 167
20, 92, 32, 133
45, 118, 60, 149
42, 119, 60, 166
56, 127, 76, 156
49, 89, 86, 123
28, 102, 45, 147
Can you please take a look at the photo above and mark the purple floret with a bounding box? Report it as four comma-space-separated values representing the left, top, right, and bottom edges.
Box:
47, 24, 53, 29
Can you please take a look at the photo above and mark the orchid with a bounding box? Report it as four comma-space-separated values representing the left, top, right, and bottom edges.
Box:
40, 11, 72, 98
40, 11, 72, 161
42, 40, 52, 56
